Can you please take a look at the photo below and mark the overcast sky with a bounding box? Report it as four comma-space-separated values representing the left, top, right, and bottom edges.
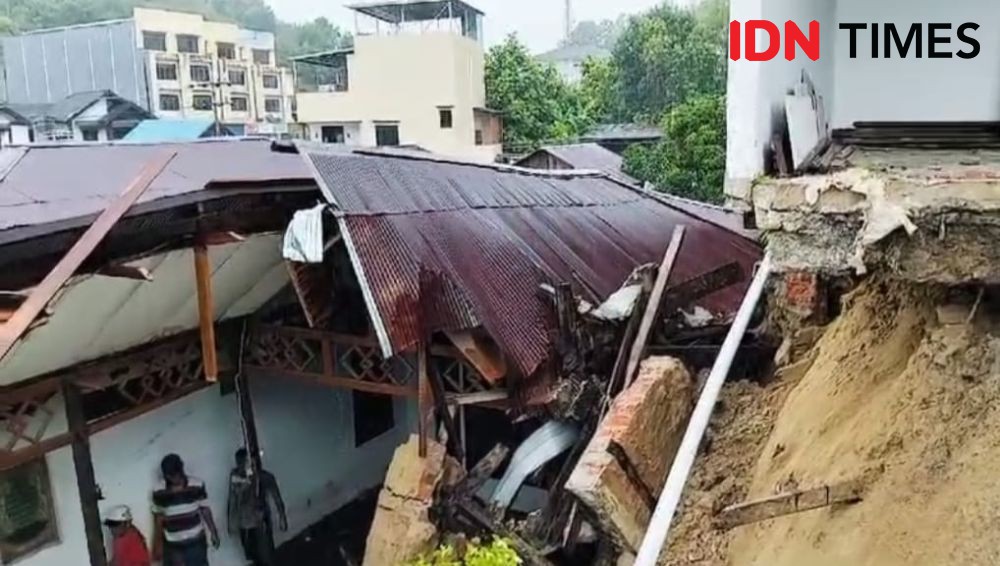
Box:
266, 0, 693, 53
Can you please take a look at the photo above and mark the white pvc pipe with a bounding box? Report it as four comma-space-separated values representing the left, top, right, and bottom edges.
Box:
633, 254, 773, 566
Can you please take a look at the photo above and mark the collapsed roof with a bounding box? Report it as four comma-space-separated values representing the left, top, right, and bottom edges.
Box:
296, 146, 762, 377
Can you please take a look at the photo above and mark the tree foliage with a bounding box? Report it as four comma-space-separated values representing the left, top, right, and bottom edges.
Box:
408, 538, 521, 566
611, 4, 726, 122
485, 35, 589, 151
623, 94, 726, 203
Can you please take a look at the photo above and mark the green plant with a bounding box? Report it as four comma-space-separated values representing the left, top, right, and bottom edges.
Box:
408, 538, 522, 566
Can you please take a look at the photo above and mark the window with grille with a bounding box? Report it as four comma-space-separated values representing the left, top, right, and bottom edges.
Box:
252, 49, 271, 65
375, 124, 400, 147
177, 34, 200, 54
439, 107, 453, 129
155, 62, 177, 81
192, 94, 214, 111
190, 65, 211, 83
264, 97, 282, 113
262, 74, 279, 89
228, 68, 246, 86
230, 96, 248, 112
159, 93, 181, 112
217, 42, 236, 60
143, 32, 166, 52
0, 459, 57, 563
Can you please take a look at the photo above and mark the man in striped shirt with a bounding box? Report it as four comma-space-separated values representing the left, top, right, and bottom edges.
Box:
151, 454, 221, 565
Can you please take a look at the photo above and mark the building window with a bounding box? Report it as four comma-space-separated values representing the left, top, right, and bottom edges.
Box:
192, 94, 214, 111
439, 107, 453, 129
216, 42, 236, 60
81, 129, 99, 141
177, 34, 200, 54
143, 31, 167, 52
190, 65, 211, 83
352, 391, 394, 446
159, 93, 181, 111
0, 459, 58, 563
475, 130, 484, 145
261, 74, 279, 89
263, 97, 283, 114
155, 62, 177, 81
252, 49, 271, 65
375, 124, 400, 147
230, 95, 248, 112
321, 125, 345, 144
228, 68, 246, 86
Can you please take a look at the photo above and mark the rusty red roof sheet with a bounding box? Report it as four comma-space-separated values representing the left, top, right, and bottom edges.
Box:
301, 148, 763, 378
0, 138, 313, 245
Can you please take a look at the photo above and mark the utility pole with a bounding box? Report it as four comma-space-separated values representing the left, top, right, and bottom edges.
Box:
564, 0, 574, 41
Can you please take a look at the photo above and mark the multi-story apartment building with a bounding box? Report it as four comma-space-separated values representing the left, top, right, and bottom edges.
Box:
1, 7, 295, 136
293, 0, 502, 162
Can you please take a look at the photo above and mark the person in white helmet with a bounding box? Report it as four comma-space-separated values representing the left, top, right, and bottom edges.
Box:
103, 505, 150, 566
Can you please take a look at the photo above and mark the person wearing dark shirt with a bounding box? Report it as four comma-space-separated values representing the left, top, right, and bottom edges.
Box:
152, 454, 221, 566
227, 448, 288, 566
103, 505, 151, 566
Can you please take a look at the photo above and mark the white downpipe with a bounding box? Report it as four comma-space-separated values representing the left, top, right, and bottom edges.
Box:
633, 254, 773, 566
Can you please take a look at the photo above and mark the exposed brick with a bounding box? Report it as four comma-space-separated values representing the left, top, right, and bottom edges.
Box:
566, 357, 694, 551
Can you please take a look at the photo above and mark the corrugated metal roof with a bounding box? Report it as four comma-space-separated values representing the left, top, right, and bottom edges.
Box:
517, 143, 755, 238
300, 149, 762, 378
0, 138, 313, 245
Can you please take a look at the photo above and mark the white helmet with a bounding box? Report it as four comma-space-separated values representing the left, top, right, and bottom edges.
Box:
103, 505, 133, 526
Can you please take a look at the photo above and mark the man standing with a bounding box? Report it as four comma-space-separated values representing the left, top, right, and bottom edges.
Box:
227, 448, 288, 566
152, 454, 221, 566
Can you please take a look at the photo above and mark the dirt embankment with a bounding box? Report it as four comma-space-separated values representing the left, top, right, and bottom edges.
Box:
726, 279, 1000, 566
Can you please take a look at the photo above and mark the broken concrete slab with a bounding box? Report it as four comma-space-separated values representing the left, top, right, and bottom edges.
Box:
363, 434, 451, 566
750, 147, 1000, 283
567, 356, 694, 551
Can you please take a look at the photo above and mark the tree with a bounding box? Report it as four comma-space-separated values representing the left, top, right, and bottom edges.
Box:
611, 4, 725, 121
623, 94, 726, 203
578, 56, 617, 124
485, 35, 589, 151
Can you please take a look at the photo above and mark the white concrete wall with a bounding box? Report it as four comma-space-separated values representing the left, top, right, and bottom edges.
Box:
831, 0, 1000, 127
17, 379, 416, 566
297, 32, 497, 162
725, 0, 835, 200
23, 388, 246, 566
249, 376, 418, 545
726, 0, 1000, 199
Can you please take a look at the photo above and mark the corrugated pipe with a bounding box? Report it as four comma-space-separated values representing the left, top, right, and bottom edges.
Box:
633, 254, 773, 566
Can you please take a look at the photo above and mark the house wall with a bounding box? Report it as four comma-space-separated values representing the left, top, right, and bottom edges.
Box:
16, 378, 416, 566
134, 7, 294, 133
725, 0, 836, 201
725, 0, 1000, 200
296, 33, 498, 162
1, 20, 149, 109
249, 375, 418, 545
831, 0, 1000, 127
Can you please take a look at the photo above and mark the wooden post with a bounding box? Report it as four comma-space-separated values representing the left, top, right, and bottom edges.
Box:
417, 348, 433, 457
194, 239, 218, 381
62, 380, 108, 566
716, 479, 864, 530
622, 226, 686, 387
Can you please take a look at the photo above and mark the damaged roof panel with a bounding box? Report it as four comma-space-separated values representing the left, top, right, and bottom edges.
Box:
0, 139, 313, 244
301, 149, 763, 378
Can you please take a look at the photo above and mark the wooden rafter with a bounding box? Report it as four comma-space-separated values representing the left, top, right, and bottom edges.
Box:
445, 330, 506, 383
622, 226, 686, 387
0, 152, 177, 362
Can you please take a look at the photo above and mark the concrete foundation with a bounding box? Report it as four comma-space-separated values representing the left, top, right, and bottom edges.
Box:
753, 147, 1000, 283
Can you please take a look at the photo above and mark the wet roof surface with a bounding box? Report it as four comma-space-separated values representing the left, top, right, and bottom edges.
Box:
302, 149, 763, 377
0, 138, 313, 244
